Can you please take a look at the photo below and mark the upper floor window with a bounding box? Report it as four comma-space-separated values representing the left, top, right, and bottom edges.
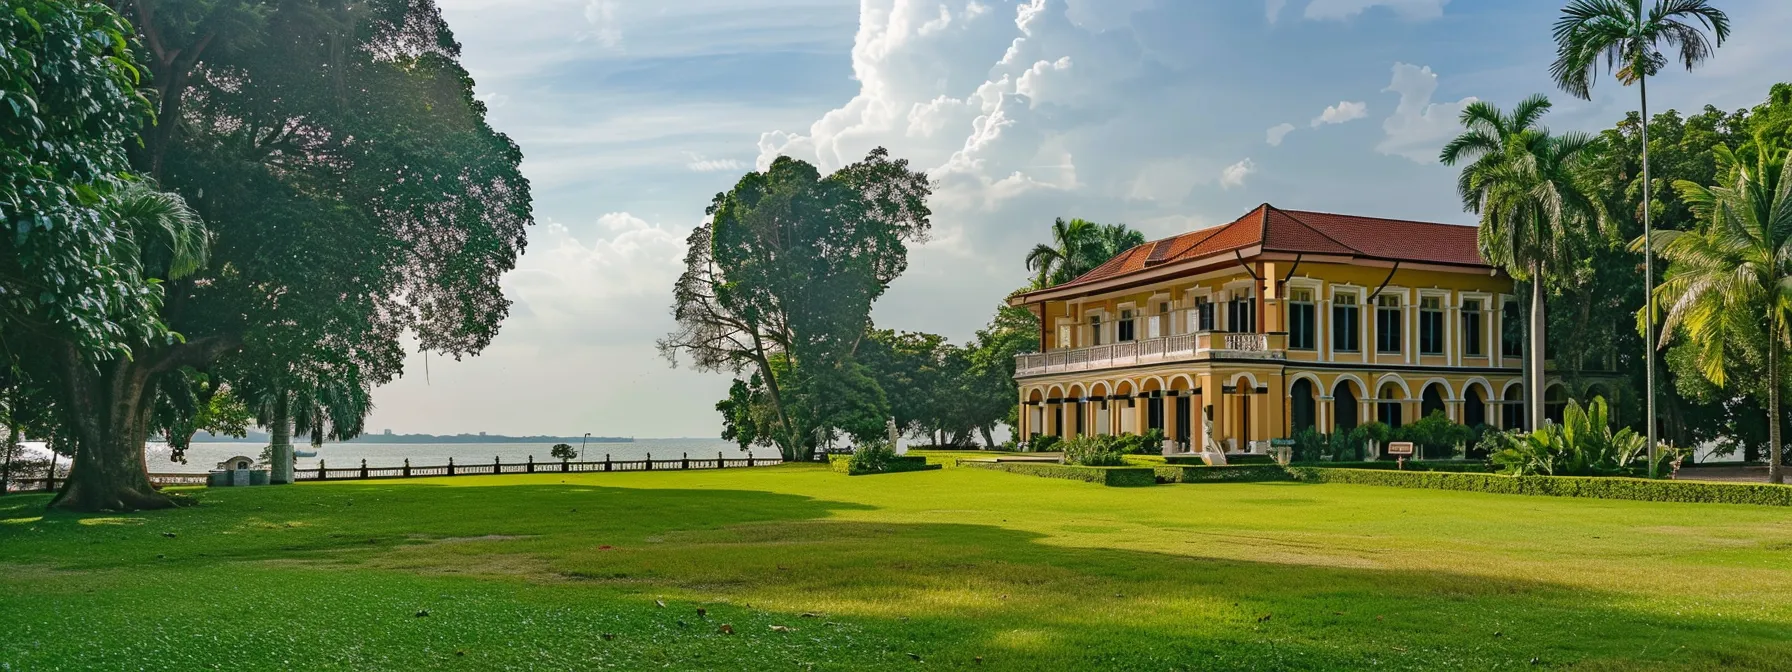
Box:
1148, 301, 1169, 339
1332, 292, 1360, 352
1117, 308, 1136, 342
1057, 324, 1072, 350
1288, 288, 1316, 350
1228, 290, 1256, 333
1193, 296, 1215, 332
1088, 314, 1103, 346
1375, 295, 1402, 353
1462, 299, 1483, 357
1419, 296, 1445, 355
1500, 300, 1523, 358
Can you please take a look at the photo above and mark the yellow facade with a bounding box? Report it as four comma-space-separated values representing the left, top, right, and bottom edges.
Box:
1012, 256, 1565, 453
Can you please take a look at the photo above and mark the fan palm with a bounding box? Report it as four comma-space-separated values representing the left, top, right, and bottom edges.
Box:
1552, 0, 1730, 472
1643, 142, 1790, 483
1441, 95, 1602, 430
1023, 218, 1147, 288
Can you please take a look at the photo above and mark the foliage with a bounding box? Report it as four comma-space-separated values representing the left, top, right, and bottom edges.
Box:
1153, 464, 1294, 483
1107, 429, 1163, 455
1393, 411, 1474, 460
1027, 434, 1061, 454
1293, 427, 1327, 462
1292, 466, 1790, 507
550, 444, 577, 461
1023, 218, 1146, 288
961, 460, 1156, 486
1328, 429, 1363, 462
846, 440, 897, 474
1060, 435, 1128, 467
1354, 421, 1392, 449
1647, 137, 1791, 482
964, 304, 1041, 445
661, 149, 930, 462
1485, 397, 1652, 476
1550, 0, 1730, 101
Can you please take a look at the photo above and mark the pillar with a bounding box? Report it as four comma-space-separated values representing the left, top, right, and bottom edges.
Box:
1163, 391, 1180, 451
1317, 395, 1334, 434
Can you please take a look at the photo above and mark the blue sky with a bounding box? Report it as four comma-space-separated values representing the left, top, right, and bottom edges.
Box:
362, 0, 1792, 437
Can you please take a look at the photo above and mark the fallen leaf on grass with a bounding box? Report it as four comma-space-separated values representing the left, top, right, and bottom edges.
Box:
719, 624, 735, 635
655, 600, 666, 608
770, 625, 794, 633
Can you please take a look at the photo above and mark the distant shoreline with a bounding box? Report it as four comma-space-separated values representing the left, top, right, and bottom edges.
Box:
192, 432, 635, 445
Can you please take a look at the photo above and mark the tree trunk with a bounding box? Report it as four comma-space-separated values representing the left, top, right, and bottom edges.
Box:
47, 344, 177, 512
980, 425, 996, 450
2, 417, 16, 492
269, 390, 295, 485
1769, 328, 1782, 484
1528, 261, 1547, 430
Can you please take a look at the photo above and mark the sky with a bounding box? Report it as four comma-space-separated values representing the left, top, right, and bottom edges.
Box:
361, 0, 1792, 437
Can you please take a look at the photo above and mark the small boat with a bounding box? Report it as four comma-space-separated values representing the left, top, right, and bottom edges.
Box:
293, 449, 317, 458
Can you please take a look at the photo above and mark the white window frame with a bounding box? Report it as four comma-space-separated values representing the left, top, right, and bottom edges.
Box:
1328, 284, 1365, 358
1417, 288, 1452, 359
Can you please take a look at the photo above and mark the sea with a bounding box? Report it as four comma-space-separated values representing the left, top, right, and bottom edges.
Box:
20, 438, 775, 474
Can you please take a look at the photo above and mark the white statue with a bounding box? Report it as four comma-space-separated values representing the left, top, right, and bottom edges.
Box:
887, 417, 905, 455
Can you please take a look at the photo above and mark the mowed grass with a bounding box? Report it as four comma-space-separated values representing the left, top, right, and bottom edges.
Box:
2, 464, 1790, 670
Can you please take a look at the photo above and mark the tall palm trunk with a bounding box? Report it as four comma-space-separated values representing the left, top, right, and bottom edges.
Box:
1529, 260, 1547, 430
1770, 323, 1783, 484
1640, 74, 1659, 477
269, 390, 294, 484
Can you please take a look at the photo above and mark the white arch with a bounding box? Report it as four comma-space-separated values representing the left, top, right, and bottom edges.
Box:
1167, 373, 1196, 390
1462, 377, 1495, 401
1286, 371, 1324, 395
1113, 379, 1137, 395
1025, 386, 1046, 401
1499, 379, 1525, 399
1137, 375, 1168, 392
1372, 373, 1412, 399
1330, 373, 1369, 398
1088, 380, 1111, 397
1227, 371, 1261, 390
1418, 377, 1456, 401
1046, 384, 1067, 399
1067, 382, 1088, 399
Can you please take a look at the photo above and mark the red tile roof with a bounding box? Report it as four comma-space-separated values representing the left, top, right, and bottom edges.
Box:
1044, 204, 1486, 292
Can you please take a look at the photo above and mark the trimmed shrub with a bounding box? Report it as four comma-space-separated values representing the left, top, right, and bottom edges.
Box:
1161, 453, 1277, 466
1289, 467, 1792, 506
1061, 435, 1128, 466
962, 461, 1155, 487
831, 444, 938, 475
1154, 464, 1294, 483
1320, 460, 1493, 473
1394, 411, 1472, 460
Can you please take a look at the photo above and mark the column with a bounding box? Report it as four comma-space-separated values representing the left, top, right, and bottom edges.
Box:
1317, 394, 1334, 434
1446, 399, 1464, 424
1163, 391, 1180, 451
1264, 380, 1285, 441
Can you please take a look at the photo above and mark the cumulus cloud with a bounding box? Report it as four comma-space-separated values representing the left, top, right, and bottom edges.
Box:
1266, 123, 1295, 146
1219, 158, 1255, 190
1266, 0, 1287, 23
504, 213, 688, 347
1311, 100, 1367, 126
584, 0, 621, 48
685, 154, 745, 172
1303, 0, 1450, 21
1376, 62, 1477, 163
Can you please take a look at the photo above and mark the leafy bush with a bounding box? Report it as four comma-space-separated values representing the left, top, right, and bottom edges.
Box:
847, 441, 897, 474
1394, 411, 1473, 460
1293, 427, 1326, 462
1328, 430, 1362, 462
1355, 421, 1392, 458
1109, 429, 1164, 455
1289, 467, 1792, 506
1061, 435, 1128, 466
1154, 464, 1293, 483
1486, 397, 1655, 477
1028, 434, 1061, 453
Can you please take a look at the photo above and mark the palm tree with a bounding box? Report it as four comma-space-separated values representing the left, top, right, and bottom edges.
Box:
1644, 142, 1790, 483
1023, 219, 1147, 288
1441, 95, 1602, 431
1551, 0, 1730, 473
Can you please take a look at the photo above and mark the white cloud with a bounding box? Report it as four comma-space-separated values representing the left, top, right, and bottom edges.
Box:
1303, 0, 1449, 21
1266, 123, 1295, 146
476, 92, 510, 109
1266, 0, 1287, 23
584, 0, 622, 48
1311, 100, 1367, 126
684, 154, 746, 173
1219, 158, 1256, 190
1376, 62, 1477, 163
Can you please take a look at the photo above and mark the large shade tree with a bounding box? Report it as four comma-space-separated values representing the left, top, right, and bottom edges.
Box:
1645, 140, 1791, 483
1552, 0, 1730, 471
660, 149, 931, 461
14, 0, 531, 511
1441, 95, 1603, 431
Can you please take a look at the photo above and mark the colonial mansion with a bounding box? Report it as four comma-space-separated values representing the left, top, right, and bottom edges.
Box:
1009, 203, 1613, 454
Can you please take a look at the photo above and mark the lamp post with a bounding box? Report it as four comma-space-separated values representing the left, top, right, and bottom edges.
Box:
580, 432, 590, 461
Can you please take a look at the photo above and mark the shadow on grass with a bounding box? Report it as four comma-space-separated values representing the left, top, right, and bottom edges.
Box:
1, 477, 1786, 670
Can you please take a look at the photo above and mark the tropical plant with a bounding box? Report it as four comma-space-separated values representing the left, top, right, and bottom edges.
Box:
847, 440, 899, 474
1441, 95, 1602, 430
1552, 0, 1731, 471
1354, 420, 1392, 458
550, 444, 578, 461
1028, 434, 1061, 454
1394, 411, 1475, 460
1644, 140, 1790, 483
1293, 427, 1327, 463
1061, 435, 1128, 467
1486, 396, 1652, 476
1023, 218, 1146, 288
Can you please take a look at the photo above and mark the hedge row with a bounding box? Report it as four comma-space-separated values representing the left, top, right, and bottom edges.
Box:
1161, 454, 1277, 466
1314, 460, 1494, 473
1290, 467, 1792, 506
961, 461, 1156, 487
1153, 464, 1294, 483
827, 455, 940, 476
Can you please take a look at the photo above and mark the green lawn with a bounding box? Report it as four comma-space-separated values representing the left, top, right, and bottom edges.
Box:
2, 464, 1789, 670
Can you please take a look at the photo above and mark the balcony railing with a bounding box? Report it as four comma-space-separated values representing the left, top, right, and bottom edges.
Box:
1014, 331, 1284, 377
